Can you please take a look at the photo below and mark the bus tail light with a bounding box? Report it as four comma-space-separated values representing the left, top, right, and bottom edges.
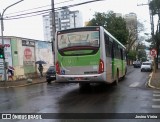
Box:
98, 59, 104, 74
56, 61, 60, 74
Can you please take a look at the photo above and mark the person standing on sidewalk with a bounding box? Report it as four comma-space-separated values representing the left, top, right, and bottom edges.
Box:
7, 68, 14, 81
38, 64, 43, 77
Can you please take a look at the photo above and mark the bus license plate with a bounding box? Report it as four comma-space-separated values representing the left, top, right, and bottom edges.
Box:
75, 77, 82, 80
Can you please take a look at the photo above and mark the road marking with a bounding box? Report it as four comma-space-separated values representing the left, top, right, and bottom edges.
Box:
152, 99, 160, 101
152, 105, 160, 108
153, 94, 160, 97
129, 82, 140, 87
152, 91, 160, 109
153, 91, 160, 94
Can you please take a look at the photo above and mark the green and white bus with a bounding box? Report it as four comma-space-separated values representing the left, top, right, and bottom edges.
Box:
55, 26, 127, 85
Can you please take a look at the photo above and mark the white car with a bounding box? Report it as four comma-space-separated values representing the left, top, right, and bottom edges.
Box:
141, 62, 152, 72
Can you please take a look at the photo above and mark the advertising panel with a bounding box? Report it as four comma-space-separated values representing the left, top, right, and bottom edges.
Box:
35, 41, 53, 72
0, 38, 13, 80
23, 46, 35, 65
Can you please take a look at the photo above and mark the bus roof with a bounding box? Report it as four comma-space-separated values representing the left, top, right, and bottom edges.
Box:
57, 26, 100, 34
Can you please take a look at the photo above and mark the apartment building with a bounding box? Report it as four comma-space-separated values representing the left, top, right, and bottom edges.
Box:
124, 12, 138, 50
43, 8, 83, 42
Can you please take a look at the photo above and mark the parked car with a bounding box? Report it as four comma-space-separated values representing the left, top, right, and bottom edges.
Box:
46, 66, 56, 83
133, 61, 141, 68
141, 62, 152, 72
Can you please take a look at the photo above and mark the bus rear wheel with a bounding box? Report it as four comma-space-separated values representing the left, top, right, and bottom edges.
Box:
113, 70, 119, 86
122, 67, 127, 79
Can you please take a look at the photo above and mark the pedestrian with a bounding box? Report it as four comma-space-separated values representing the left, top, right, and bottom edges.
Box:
38, 64, 43, 77
7, 68, 14, 81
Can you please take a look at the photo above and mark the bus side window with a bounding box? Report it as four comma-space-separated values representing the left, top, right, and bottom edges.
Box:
123, 50, 126, 60
120, 48, 123, 60
110, 41, 114, 59
104, 33, 110, 57
113, 42, 119, 59
117, 46, 121, 59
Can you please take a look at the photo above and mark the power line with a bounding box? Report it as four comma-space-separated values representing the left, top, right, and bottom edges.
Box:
60, 0, 104, 9
4, 0, 104, 20
5, 11, 50, 20
5, 0, 76, 16
137, 0, 154, 35
4, 9, 52, 19
5, 5, 50, 16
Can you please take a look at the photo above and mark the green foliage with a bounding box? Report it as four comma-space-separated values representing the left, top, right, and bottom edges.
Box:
127, 49, 147, 61
127, 50, 137, 60
149, 0, 160, 15
87, 12, 107, 26
137, 49, 147, 61
149, 0, 160, 69
105, 13, 129, 45
87, 11, 129, 45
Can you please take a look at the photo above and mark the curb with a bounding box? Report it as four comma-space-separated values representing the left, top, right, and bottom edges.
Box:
147, 72, 160, 90
0, 81, 46, 89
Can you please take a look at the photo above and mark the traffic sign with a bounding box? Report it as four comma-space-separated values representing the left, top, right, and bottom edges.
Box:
150, 49, 157, 57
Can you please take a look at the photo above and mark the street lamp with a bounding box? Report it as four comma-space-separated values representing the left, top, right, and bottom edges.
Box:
0, 0, 24, 82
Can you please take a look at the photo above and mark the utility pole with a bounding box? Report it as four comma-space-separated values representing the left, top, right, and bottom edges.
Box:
137, 0, 157, 72
137, 0, 154, 35
73, 12, 76, 28
58, 18, 61, 30
0, 0, 24, 82
51, 0, 56, 65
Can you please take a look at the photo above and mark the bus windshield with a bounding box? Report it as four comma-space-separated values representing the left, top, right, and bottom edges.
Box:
57, 31, 99, 50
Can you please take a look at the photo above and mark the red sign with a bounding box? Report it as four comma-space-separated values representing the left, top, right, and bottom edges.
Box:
150, 49, 157, 57
0, 44, 10, 48
24, 48, 32, 59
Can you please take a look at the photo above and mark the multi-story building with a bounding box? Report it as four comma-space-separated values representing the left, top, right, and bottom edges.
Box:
43, 14, 52, 42
43, 8, 83, 42
115, 13, 122, 18
124, 12, 137, 50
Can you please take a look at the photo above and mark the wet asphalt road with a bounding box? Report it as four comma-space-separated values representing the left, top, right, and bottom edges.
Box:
0, 66, 160, 122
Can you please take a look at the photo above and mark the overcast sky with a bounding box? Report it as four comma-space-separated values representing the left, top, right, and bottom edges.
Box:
0, 0, 151, 41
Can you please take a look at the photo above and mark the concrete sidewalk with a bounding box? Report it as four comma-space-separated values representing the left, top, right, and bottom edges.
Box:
148, 68, 160, 89
0, 77, 46, 88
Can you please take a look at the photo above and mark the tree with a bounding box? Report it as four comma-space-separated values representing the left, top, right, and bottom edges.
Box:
145, 36, 155, 49
127, 50, 137, 61
149, 0, 160, 69
87, 11, 144, 52
126, 20, 145, 53
138, 49, 147, 62
87, 12, 108, 27
87, 11, 129, 45
127, 42, 147, 62
149, 0, 160, 16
